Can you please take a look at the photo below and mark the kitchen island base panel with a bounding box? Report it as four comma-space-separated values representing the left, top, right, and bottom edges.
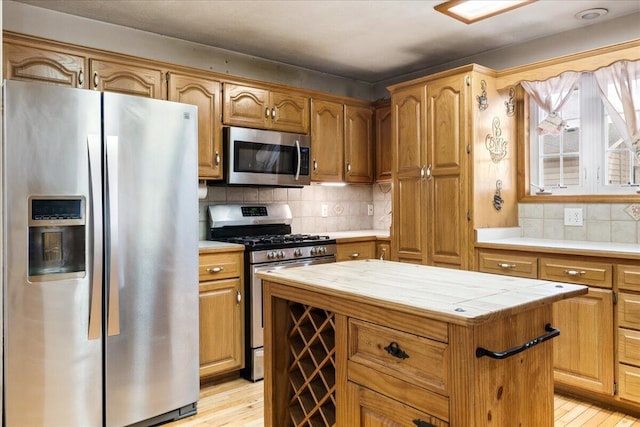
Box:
264, 279, 555, 427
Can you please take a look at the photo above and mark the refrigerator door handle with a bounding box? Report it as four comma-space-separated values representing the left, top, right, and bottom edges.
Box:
87, 134, 103, 340
106, 135, 121, 336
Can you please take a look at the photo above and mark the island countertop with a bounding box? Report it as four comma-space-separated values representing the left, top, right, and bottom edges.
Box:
257, 259, 587, 326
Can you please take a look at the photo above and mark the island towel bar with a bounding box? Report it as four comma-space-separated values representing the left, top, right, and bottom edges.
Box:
475, 324, 560, 360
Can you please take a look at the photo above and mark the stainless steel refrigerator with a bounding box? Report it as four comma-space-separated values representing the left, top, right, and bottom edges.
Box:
2, 80, 200, 427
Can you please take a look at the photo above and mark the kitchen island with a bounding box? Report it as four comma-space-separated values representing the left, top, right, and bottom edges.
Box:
258, 259, 588, 427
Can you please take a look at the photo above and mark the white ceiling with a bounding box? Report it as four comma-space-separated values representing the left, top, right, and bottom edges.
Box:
12, 0, 640, 83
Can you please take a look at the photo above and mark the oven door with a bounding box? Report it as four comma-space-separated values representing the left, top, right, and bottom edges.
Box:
225, 126, 310, 187
249, 256, 335, 350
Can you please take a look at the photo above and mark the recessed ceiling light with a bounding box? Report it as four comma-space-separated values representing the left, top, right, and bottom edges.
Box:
434, 0, 536, 24
574, 8, 608, 20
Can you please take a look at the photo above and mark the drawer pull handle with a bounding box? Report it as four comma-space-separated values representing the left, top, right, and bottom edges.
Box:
384, 341, 409, 359
497, 263, 516, 269
413, 419, 437, 427
475, 324, 560, 360
349, 252, 360, 258
564, 269, 586, 276
207, 266, 224, 273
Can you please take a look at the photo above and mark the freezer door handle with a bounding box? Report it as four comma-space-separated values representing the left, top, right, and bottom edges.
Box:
106, 135, 121, 336
87, 134, 103, 340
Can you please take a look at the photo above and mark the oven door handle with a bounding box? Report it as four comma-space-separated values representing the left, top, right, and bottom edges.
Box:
294, 139, 301, 181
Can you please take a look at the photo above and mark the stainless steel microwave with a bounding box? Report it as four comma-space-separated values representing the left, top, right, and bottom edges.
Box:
224, 126, 311, 187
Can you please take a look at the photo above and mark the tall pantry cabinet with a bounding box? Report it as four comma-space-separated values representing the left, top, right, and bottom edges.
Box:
388, 65, 518, 270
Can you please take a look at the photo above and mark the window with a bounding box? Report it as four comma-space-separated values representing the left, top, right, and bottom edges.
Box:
529, 71, 640, 195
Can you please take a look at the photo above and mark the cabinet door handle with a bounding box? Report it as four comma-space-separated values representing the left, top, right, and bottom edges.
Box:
313, 159, 318, 171
349, 252, 360, 259
215, 152, 220, 166
426, 164, 432, 181
78, 70, 84, 86
379, 248, 386, 260
384, 341, 409, 359
347, 162, 352, 173
264, 107, 270, 119
207, 266, 224, 273
564, 269, 586, 276
236, 290, 242, 304
93, 72, 99, 89
476, 324, 560, 360
498, 263, 516, 269
271, 107, 276, 119
420, 165, 425, 180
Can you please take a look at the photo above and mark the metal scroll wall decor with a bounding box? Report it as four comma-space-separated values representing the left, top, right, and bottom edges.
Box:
493, 180, 504, 211
477, 80, 488, 111
485, 117, 508, 163
505, 87, 515, 117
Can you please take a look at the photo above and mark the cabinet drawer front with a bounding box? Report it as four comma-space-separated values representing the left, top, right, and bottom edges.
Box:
348, 319, 449, 395
619, 364, 640, 404
349, 382, 449, 427
618, 264, 640, 292
199, 252, 243, 281
337, 241, 376, 261
539, 258, 612, 288
618, 328, 640, 366
618, 292, 640, 330
477, 251, 537, 278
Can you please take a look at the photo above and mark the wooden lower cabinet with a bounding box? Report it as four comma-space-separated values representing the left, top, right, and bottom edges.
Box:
198, 249, 244, 379
476, 248, 640, 414
552, 288, 614, 394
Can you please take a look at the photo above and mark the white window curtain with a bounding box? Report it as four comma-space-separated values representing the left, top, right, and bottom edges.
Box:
593, 60, 640, 156
521, 71, 580, 135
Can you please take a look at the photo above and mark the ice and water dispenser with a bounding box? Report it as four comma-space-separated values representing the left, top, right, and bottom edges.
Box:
28, 197, 86, 281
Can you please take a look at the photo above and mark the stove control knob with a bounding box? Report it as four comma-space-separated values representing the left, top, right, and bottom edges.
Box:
294, 248, 303, 257
310, 247, 317, 255
278, 250, 285, 259
267, 251, 276, 260
321, 247, 327, 254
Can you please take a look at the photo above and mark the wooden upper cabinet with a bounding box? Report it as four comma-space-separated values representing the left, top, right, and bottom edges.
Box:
344, 104, 373, 183
391, 85, 426, 264
374, 101, 392, 182
89, 58, 164, 99
426, 74, 469, 269
3, 40, 87, 88
168, 72, 223, 180
223, 83, 309, 133
310, 99, 344, 182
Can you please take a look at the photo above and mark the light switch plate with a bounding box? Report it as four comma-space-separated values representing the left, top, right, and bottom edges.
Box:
367, 204, 374, 216
564, 208, 583, 226
321, 204, 328, 217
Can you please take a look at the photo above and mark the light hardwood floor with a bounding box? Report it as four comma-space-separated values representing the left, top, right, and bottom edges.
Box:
169, 378, 640, 426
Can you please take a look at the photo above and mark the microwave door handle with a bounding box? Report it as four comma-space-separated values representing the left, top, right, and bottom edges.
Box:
294, 139, 301, 181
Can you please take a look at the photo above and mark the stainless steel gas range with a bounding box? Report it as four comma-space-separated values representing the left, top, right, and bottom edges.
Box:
208, 204, 336, 381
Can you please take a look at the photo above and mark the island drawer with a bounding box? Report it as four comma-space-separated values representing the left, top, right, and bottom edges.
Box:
618, 328, 640, 366
477, 250, 537, 278
348, 318, 449, 395
199, 252, 243, 281
618, 292, 640, 330
539, 258, 612, 288
618, 264, 640, 292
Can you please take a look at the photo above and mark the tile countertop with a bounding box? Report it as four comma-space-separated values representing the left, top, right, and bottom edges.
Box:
198, 240, 245, 254
476, 227, 640, 259
325, 230, 390, 242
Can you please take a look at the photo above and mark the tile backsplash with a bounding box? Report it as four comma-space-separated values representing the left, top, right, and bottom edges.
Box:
519, 203, 640, 244
199, 183, 392, 240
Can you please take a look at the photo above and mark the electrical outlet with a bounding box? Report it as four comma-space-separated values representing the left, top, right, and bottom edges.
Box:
564, 208, 583, 226
321, 204, 328, 218
367, 204, 374, 216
